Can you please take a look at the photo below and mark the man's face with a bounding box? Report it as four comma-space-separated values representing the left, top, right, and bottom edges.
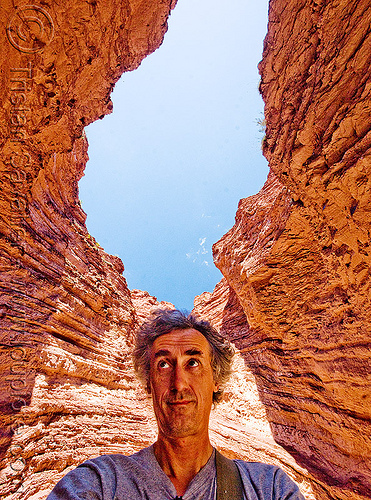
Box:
149, 328, 218, 439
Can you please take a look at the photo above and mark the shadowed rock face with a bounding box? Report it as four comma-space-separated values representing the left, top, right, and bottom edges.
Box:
0, 0, 370, 499
210, 0, 371, 498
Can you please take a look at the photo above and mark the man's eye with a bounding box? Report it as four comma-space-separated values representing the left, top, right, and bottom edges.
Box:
158, 360, 169, 369
188, 359, 199, 367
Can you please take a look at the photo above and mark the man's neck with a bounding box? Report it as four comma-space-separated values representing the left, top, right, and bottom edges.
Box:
153, 433, 213, 496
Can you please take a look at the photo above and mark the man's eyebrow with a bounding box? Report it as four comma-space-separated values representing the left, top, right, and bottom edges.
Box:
153, 348, 204, 358
154, 349, 171, 359
185, 348, 203, 356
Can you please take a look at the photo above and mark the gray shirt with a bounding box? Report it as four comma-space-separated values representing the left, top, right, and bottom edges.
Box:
47, 446, 306, 500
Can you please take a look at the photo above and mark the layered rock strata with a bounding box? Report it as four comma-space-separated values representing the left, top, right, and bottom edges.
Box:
130, 289, 175, 322
193, 280, 316, 499
0, 1, 175, 498
1, 0, 370, 499
208, 1, 371, 498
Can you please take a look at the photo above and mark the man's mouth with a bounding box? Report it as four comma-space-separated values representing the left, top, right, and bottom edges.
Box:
165, 391, 196, 406
167, 400, 195, 406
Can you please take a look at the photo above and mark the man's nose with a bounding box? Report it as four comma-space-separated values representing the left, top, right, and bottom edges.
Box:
171, 364, 188, 392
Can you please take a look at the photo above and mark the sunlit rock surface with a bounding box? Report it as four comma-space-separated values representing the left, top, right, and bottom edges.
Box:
130, 289, 175, 322
0, 1, 175, 498
209, 0, 371, 498
1, 0, 370, 499
194, 278, 316, 499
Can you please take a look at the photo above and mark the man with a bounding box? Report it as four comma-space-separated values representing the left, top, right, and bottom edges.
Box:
47, 309, 306, 499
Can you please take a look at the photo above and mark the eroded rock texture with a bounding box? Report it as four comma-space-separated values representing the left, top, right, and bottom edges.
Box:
0, 1, 175, 498
130, 289, 175, 322
209, 1, 371, 498
1, 0, 370, 499
193, 279, 317, 499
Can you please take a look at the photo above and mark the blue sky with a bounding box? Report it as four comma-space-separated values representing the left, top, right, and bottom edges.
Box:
79, 0, 269, 310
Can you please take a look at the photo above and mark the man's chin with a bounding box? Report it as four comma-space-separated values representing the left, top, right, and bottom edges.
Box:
160, 410, 199, 438
165, 423, 198, 438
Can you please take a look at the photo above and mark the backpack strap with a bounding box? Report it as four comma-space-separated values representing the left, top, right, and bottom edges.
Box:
215, 450, 244, 500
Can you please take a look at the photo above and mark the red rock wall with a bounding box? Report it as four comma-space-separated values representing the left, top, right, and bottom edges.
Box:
0, 1, 175, 498
1, 0, 370, 499
193, 279, 318, 499
209, 1, 371, 498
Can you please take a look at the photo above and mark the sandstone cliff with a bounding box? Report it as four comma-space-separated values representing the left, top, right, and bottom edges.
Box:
0, 1, 175, 498
1, 0, 370, 499
206, 1, 371, 498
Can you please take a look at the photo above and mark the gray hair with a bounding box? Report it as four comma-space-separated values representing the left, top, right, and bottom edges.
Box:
132, 309, 235, 403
